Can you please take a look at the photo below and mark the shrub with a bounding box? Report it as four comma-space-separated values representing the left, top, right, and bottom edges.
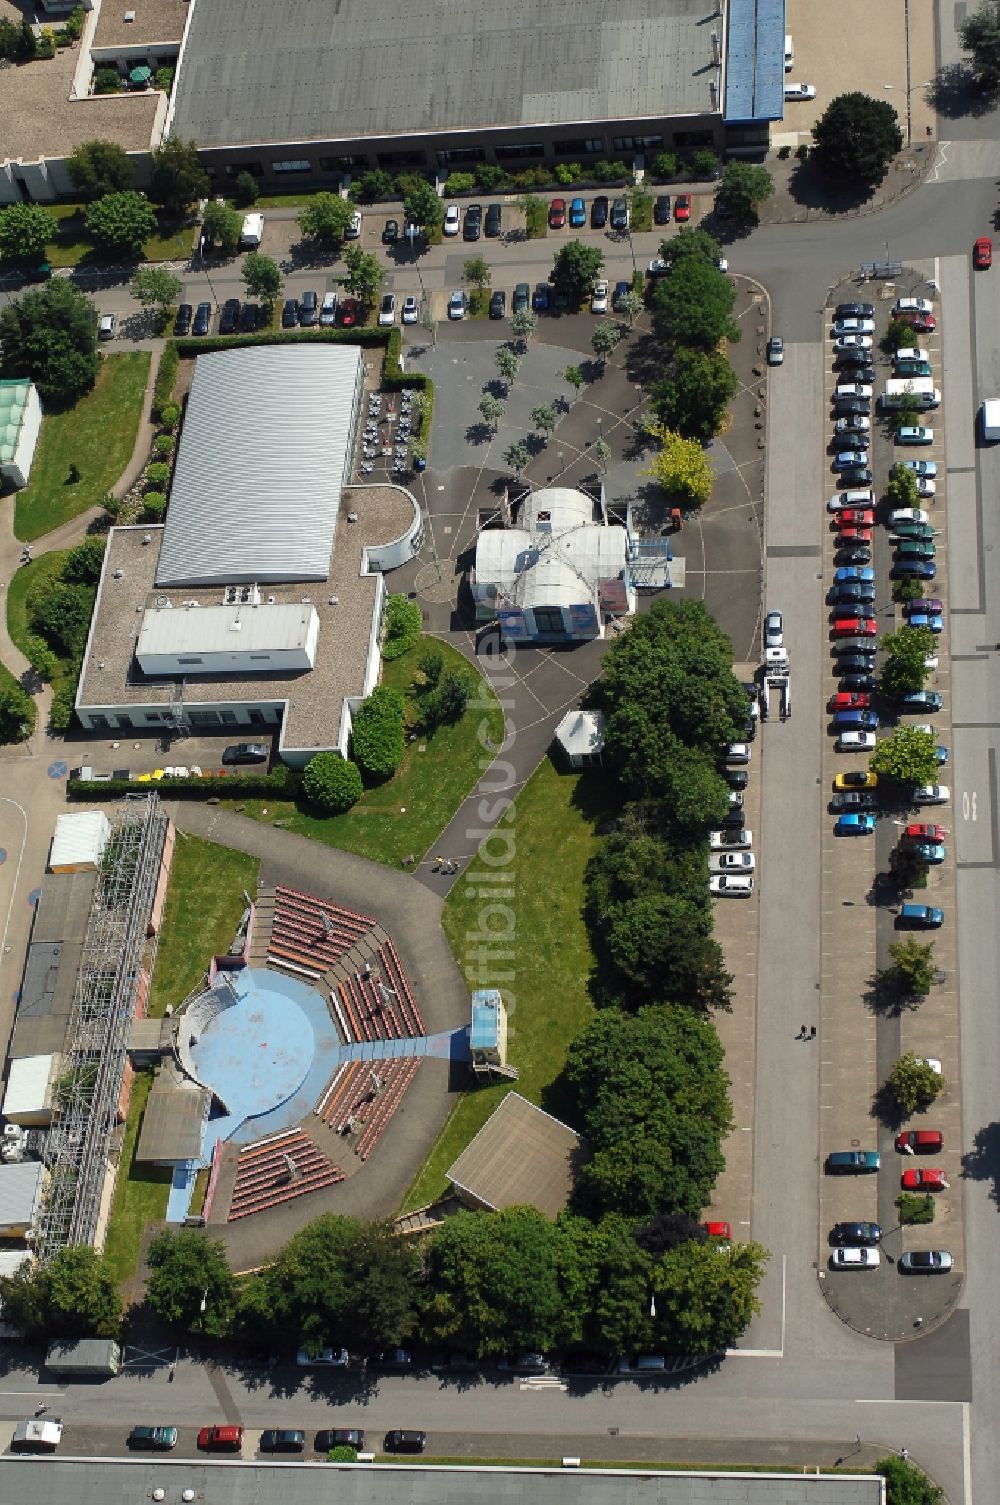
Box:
154, 66, 174, 92
143, 491, 167, 517
651, 151, 679, 180
592, 159, 630, 183
351, 685, 405, 782
65, 5, 84, 40
777, 145, 791, 160
443, 171, 477, 195
897, 1192, 934, 1225
158, 402, 180, 429
418, 667, 473, 731
475, 164, 505, 190
302, 752, 363, 814
233, 171, 259, 208
145, 461, 170, 488
153, 433, 174, 456
152, 343, 179, 419
50, 681, 78, 731
553, 162, 583, 185
795, 144, 810, 161
327, 1445, 358, 1462
68, 766, 298, 800
93, 66, 121, 94
382, 595, 422, 659
0, 675, 35, 744
35, 29, 55, 59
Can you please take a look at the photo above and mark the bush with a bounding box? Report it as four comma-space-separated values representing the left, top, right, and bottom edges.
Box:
154, 66, 174, 92
158, 402, 180, 429
0, 674, 35, 744
65, 5, 84, 40
795, 144, 810, 161
143, 491, 167, 517
327, 1445, 358, 1462
302, 753, 363, 813
152, 343, 179, 419
382, 594, 422, 659
145, 461, 170, 488
50, 680, 78, 731
651, 151, 679, 180
93, 66, 121, 94
475, 164, 505, 190
418, 667, 473, 731
153, 433, 174, 455
351, 685, 405, 782
592, 159, 629, 183
234, 171, 259, 208
897, 1192, 934, 1225
777, 145, 791, 160
443, 171, 477, 195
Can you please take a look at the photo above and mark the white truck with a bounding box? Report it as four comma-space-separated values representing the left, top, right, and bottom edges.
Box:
12, 1417, 63, 1452
238, 212, 264, 249
879, 378, 941, 411
980, 398, 1000, 440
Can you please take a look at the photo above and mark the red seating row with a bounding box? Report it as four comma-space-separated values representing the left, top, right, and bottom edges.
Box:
267, 885, 376, 975
227, 1129, 344, 1221
380, 939, 425, 1035
355, 1060, 420, 1161
319, 1060, 367, 1126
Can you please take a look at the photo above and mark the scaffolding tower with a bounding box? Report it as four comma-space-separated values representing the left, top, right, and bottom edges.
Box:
34, 794, 168, 1260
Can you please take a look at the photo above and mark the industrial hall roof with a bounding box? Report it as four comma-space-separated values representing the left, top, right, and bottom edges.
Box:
155, 346, 362, 588
168, 0, 718, 148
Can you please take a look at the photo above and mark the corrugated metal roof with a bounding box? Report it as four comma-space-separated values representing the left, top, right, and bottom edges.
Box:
170, 0, 716, 147
48, 811, 111, 872
137, 602, 318, 658
0, 1162, 44, 1231
2, 1055, 55, 1119
724, 0, 785, 123
155, 346, 361, 588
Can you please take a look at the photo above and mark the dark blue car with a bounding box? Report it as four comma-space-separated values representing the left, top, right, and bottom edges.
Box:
532, 283, 550, 312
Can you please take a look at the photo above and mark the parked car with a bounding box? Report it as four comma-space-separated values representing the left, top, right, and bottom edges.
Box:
401, 295, 418, 324
914, 784, 950, 805
489, 290, 506, 320
832, 451, 869, 472
378, 293, 397, 326
345, 210, 362, 239
192, 301, 212, 335
974, 236, 992, 269
834, 566, 875, 584
835, 414, 871, 434
674, 193, 691, 220
834, 335, 873, 352
892, 523, 936, 543
219, 298, 240, 334
836, 546, 872, 566
128, 1426, 178, 1451
338, 297, 359, 328
830, 791, 879, 813
832, 1221, 881, 1245
894, 560, 936, 579
260, 1429, 306, 1453
897, 690, 943, 712
173, 303, 192, 335
591, 280, 609, 314
837, 350, 874, 371
513, 283, 530, 315
221, 742, 267, 765
900, 1250, 953, 1273
298, 290, 318, 326
485, 203, 502, 237
901, 1168, 949, 1191
610, 196, 629, 230
612, 280, 631, 311
900, 459, 937, 478
833, 317, 875, 336
764, 609, 783, 647
833, 428, 870, 450
463, 204, 482, 240
840, 673, 877, 692
281, 297, 299, 328
834, 769, 877, 789
838, 466, 873, 486
894, 346, 930, 366
767, 335, 784, 365
320, 291, 338, 326
903, 822, 945, 843
548, 198, 566, 229
907, 613, 944, 634
709, 874, 753, 897
447, 290, 467, 320
709, 828, 752, 849
831, 1247, 880, 1269
894, 297, 934, 316
532, 283, 551, 312
830, 583, 875, 605
836, 731, 876, 753
834, 383, 873, 400
895, 539, 936, 560
897, 425, 934, 445
895, 359, 932, 378
591, 196, 609, 228
382, 218, 399, 245
835, 813, 877, 835
721, 741, 751, 763
833, 396, 871, 417
653, 194, 671, 224
443, 205, 460, 236
895, 1129, 944, 1153
709, 852, 756, 874
296, 1346, 349, 1367
835, 302, 875, 320
827, 1150, 880, 1172
97, 312, 117, 340
784, 81, 816, 100
568, 197, 586, 227
315, 1427, 365, 1451
833, 617, 877, 637
198, 1426, 244, 1451
384, 1430, 427, 1453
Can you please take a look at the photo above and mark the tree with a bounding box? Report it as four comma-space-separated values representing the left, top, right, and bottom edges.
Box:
146, 1229, 235, 1336
298, 192, 354, 250
593, 438, 611, 471
0, 203, 55, 266
591, 320, 623, 366
651, 259, 738, 350
530, 403, 558, 440
201, 199, 241, 256
495, 346, 520, 384
0, 1246, 121, 1340
233, 171, 259, 208
633, 1212, 707, 1254
874, 1454, 943, 1505
658, 226, 723, 272
643, 423, 713, 508
562, 1003, 733, 1220
348, 168, 395, 203
550, 240, 604, 303
558, 1214, 656, 1357
503, 440, 529, 477
419, 668, 474, 730
478, 393, 505, 432
28, 580, 95, 658
886, 465, 920, 508
511, 308, 537, 344
66, 139, 133, 200
652, 1238, 768, 1355
605, 894, 712, 1000
130, 266, 182, 312
424, 1207, 565, 1357
241, 252, 282, 308
870, 726, 940, 787
302, 752, 363, 814
561, 365, 584, 397
618, 289, 644, 326
884, 316, 918, 353
0, 678, 35, 744
811, 92, 903, 184
402, 179, 443, 231
960, 0, 1000, 88
883, 938, 937, 999
84, 191, 158, 257
341, 246, 383, 308
879, 624, 936, 698
0, 278, 98, 407
651, 347, 738, 440
62, 537, 107, 584
886, 1052, 945, 1114
463, 255, 492, 304
714, 162, 774, 224
351, 684, 405, 781
149, 137, 209, 214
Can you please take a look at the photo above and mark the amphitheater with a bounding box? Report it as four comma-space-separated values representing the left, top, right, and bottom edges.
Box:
151, 880, 472, 1255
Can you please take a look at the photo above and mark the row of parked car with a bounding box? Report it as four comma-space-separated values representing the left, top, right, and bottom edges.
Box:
826, 1131, 952, 1272
708, 682, 762, 898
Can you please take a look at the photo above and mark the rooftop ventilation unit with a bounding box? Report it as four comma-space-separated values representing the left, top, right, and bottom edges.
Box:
113, 569, 124, 579
142, 533, 152, 545
224, 584, 258, 605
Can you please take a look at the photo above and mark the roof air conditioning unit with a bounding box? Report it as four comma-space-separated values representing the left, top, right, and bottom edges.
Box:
301, 596, 312, 603
709, 78, 718, 106
142, 533, 152, 545
710, 29, 720, 62
328, 595, 339, 605
113, 569, 124, 579
267, 595, 275, 604
156, 596, 171, 608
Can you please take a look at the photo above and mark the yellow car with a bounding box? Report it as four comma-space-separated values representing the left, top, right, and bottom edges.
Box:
833, 770, 878, 791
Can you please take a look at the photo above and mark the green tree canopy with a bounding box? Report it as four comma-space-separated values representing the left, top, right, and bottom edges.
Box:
879, 624, 936, 699
402, 179, 443, 230
66, 139, 133, 200
351, 684, 405, 781
463, 255, 492, 292
0, 278, 98, 407
651, 259, 738, 350
503, 440, 529, 476
301, 752, 363, 813
562, 1003, 733, 1219
0, 1246, 121, 1340
550, 240, 605, 302
298, 193, 354, 250
0, 203, 55, 266
62, 537, 107, 584
341, 246, 383, 308
714, 163, 774, 224
652, 1238, 768, 1355
0, 677, 35, 744
960, 0, 1000, 88
886, 1052, 945, 1114
870, 726, 940, 786
478, 393, 505, 432
651, 346, 738, 440
241, 252, 283, 307
658, 226, 723, 272
382, 595, 422, 659
874, 1454, 943, 1505
130, 266, 182, 310
591, 320, 623, 365
811, 92, 903, 183
83, 191, 158, 256
201, 200, 241, 256
884, 937, 937, 999
149, 137, 209, 213
146, 1229, 235, 1336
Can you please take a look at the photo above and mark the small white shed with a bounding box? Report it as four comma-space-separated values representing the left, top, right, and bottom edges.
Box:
49, 810, 111, 873
554, 709, 605, 768
3, 1054, 58, 1126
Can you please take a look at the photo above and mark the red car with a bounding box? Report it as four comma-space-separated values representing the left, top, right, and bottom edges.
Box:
829, 692, 870, 710
903, 824, 945, 844
674, 194, 691, 221
895, 1128, 944, 1153
896, 311, 936, 333
974, 236, 992, 269
703, 1220, 732, 1239
838, 525, 873, 544
836, 509, 875, 529
833, 617, 877, 637
338, 296, 359, 328
548, 198, 566, 229
901, 1168, 949, 1191
198, 1425, 244, 1451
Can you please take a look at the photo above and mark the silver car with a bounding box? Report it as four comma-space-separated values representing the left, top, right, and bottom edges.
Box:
899, 1250, 953, 1273
764, 610, 783, 648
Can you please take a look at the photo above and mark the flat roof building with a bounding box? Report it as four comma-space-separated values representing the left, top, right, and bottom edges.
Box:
0, 381, 42, 492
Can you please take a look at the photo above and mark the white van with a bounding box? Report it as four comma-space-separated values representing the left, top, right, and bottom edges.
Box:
239, 212, 264, 249
879, 379, 941, 411
784, 34, 794, 71
320, 291, 338, 326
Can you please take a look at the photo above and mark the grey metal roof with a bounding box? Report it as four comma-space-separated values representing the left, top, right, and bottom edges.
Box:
155, 346, 362, 589
0, 1161, 44, 1230
0, 1459, 885, 1505
169, 0, 718, 147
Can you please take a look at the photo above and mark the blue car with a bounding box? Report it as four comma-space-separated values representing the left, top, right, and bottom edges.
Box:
912, 842, 946, 864
834, 709, 879, 730
568, 197, 586, 227
833, 566, 875, 583
532, 283, 550, 312
907, 613, 944, 633
836, 814, 877, 836
894, 560, 936, 580
934, 746, 949, 765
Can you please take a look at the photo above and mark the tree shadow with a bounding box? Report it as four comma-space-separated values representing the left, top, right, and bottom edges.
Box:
784, 159, 878, 213
960, 1122, 1000, 1205
927, 62, 998, 119
464, 421, 493, 446
872, 1079, 907, 1129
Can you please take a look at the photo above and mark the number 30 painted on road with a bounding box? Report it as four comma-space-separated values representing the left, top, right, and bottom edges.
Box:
962, 790, 978, 821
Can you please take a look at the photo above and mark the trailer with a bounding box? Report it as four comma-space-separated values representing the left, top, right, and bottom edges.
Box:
12, 1417, 62, 1452
44, 1338, 121, 1377
759, 649, 791, 722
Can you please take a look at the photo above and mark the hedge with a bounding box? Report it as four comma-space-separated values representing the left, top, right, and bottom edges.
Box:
382, 595, 422, 660
351, 684, 405, 782
67, 765, 300, 801
173, 328, 388, 359
152, 343, 179, 420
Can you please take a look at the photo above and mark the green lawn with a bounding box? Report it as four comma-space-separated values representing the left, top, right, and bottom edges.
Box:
5, 549, 78, 707
401, 757, 609, 1209
229, 638, 504, 868
14, 352, 150, 541
148, 833, 260, 1015
102, 1069, 172, 1290
45, 206, 197, 268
